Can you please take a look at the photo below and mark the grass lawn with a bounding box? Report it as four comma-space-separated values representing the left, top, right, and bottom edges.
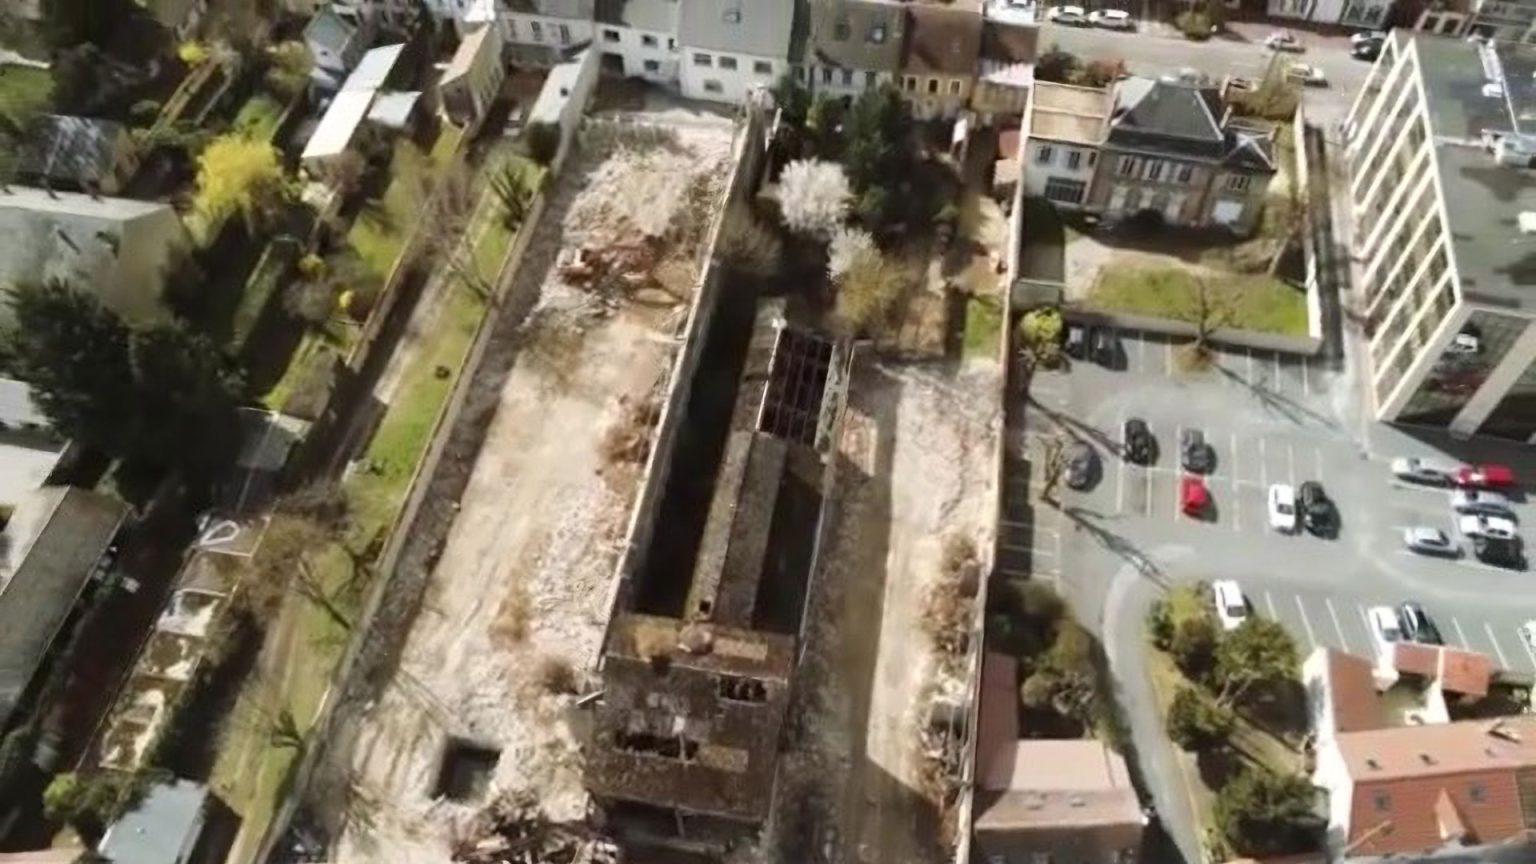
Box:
1091, 263, 1308, 336
0, 65, 51, 121
962, 293, 1002, 360
347, 125, 466, 281
232, 93, 284, 143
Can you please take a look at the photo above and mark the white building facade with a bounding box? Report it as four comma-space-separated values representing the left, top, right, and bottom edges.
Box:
594, 0, 681, 84
676, 0, 793, 104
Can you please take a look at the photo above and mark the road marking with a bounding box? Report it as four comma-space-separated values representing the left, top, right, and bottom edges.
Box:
1486, 622, 1512, 670
1294, 595, 1319, 649
1287, 442, 1296, 486
1358, 604, 1380, 659
1518, 626, 1536, 674
1451, 616, 1472, 650
1264, 590, 1279, 620
1145, 464, 1154, 518
1171, 470, 1181, 522
1165, 338, 1173, 377
1324, 597, 1351, 653
1260, 437, 1268, 488
1246, 347, 1255, 383
1231, 432, 1241, 484
1313, 447, 1324, 483
1302, 355, 1312, 397
1273, 351, 1282, 384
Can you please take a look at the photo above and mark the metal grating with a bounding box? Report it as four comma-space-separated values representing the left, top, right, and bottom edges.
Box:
756, 325, 833, 446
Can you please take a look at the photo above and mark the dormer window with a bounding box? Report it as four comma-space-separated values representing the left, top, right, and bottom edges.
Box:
723, 8, 741, 23
869, 24, 886, 43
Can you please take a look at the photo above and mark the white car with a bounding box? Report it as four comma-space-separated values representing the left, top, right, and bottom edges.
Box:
1460, 513, 1518, 540
1046, 5, 1089, 24
1392, 457, 1452, 485
1368, 605, 1404, 651
1285, 63, 1328, 86
1451, 488, 1513, 517
1521, 619, 1536, 651
1403, 526, 1458, 557
1350, 29, 1388, 46
1265, 30, 1304, 52
1089, 8, 1134, 29
1211, 580, 1249, 632
1268, 483, 1298, 533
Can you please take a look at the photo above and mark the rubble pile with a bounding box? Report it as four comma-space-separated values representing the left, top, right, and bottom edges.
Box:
452, 793, 620, 864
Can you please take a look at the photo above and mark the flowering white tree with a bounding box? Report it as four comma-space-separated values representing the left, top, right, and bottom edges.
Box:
827, 226, 876, 281
778, 159, 851, 239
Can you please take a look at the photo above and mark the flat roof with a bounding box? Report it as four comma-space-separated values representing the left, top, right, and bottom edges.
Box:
1410, 34, 1536, 311
301, 44, 407, 161
1029, 81, 1110, 145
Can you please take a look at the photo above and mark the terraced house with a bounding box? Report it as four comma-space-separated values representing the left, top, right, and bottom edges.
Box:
900, 2, 983, 120
677, 0, 794, 104
804, 0, 906, 99
595, 0, 682, 84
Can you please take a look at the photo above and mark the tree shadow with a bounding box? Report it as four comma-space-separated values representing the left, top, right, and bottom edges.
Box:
1061, 504, 1167, 585
1212, 362, 1338, 429
1024, 392, 1123, 457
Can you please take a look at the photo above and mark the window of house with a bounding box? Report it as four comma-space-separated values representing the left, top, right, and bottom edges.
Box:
704, 80, 724, 93
755, 60, 773, 75
1375, 792, 1391, 812
1036, 145, 1055, 165
723, 8, 741, 22
834, 18, 851, 39
948, 79, 961, 95
1146, 160, 1165, 182
1118, 155, 1141, 176
841, 68, 854, 86
865, 70, 878, 87
1066, 150, 1082, 170
644, 59, 661, 72
642, 33, 658, 47
927, 78, 939, 94
694, 52, 713, 66
904, 75, 917, 91
1044, 178, 1086, 205
869, 24, 887, 42
1176, 164, 1194, 184
821, 66, 832, 84
668, 37, 676, 49
1088, 151, 1097, 167
1124, 187, 1143, 210
720, 55, 738, 70
558, 24, 571, 43
1226, 174, 1251, 191
603, 28, 620, 42
507, 20, 516, 38
1470, 784, 1487, 802
530, 20, 543, 41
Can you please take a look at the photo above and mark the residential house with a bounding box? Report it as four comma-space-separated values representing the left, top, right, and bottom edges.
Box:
593, 0, 681, 84
304, 5, 377, 93
302, 44, 421, 170
15, 115, 139, 195
1086, 77, 1276, 234
440, 24, 507, 125
1021, 81, 1111, 208
972, 7, 1039, 123
0, 187, 184, 325
527, 47, 600, 165
677, 0, 794, 104
488, 0, 597, 66
0, 486, 127, 729
900, 3, 982, 120
97, 779, 233, 864
804, 0, 905, 100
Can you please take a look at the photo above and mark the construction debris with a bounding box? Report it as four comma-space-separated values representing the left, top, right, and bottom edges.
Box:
451, 792, 620, 864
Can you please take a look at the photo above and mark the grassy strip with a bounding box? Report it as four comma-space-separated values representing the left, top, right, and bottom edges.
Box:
962, 293, 1002, 360
0, 65, 51, 121
1091, 264, 1308, 336
233, 93, 284, 143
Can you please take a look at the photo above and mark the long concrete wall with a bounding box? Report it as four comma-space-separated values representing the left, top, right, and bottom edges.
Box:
594, 105, 771, 658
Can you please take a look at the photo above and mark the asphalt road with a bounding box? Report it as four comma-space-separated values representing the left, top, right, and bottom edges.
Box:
1010, 327, 1536, 862
1038, 20, 1374, 130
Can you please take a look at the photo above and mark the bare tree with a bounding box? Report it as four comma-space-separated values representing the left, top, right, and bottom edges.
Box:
1039, 434, 1068, 506
424, 164, 495, 302
1183, 277, 1236, 365
322, 150, 369, 200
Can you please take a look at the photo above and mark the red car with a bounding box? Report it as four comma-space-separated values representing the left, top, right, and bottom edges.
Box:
1454, 464, 1516, 489
1181, 474, 1209, 517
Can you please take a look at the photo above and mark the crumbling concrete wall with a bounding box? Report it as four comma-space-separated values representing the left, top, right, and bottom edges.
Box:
597, 104, 771, 657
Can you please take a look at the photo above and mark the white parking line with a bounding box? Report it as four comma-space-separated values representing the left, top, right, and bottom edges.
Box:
1264, 590, 1279, 620
1452, 617, 1471, 651
1231, 432, 1241, 483
1259, 437, 1268, 488
1246, 348, 1255, 382
1302, 355, 1312, 397
1294, 595, 1319, 649
1273, 352, 1282, 383
1485, 622, 1512, 670
1145, 465, 1153, 518
1164, 339, 1173, 377
1518, 627, 1536, 673
1313, 447, 1324, 483
1324, 597, 1351, 653
1287, 443, 1296, 486
1358, 604, 1379, 659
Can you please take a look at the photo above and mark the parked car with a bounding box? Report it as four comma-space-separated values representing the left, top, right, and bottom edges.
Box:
1352, 37, 1383, 60
1521, 619, 1536, 651
1091, 328, 1117, 367
1181, 428, 1213, 473
1398, 602, 1443, 645
1046, 5, 1089, 24
1065, 323, 1086, 359
1299, 481, 1336, 536
1268, 484, 1298, 533
1391, 457, 1452, 486
1350, 29, 1388, 46
1285, 63, 1328, 86
1212, 580, 1249, 631
1403, 526, 1458, 557
1459, 513, 1518, 541
1065, 441, 1097, 490
1455, 463, 1516, 489
1368, 605, 1404, 651
1265, 30, 1304, 51
1124, 417, 1155, 465
1451, 488, 1514, 517
1181, 474, 1209, 518
1089, 8, 1134, 29
1474, 536, 1524, 568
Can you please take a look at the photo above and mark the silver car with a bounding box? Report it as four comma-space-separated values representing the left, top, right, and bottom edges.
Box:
1392, 457, 1451, 486
1451, 488, 1514, 517
1403, 526, 1458, 557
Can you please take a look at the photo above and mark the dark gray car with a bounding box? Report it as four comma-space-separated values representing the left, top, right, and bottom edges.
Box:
1181, 428, 1212, 474
1065, 441, 1096, 490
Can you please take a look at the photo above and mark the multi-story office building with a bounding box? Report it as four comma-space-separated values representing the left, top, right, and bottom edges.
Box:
1345, 32, 1536, 440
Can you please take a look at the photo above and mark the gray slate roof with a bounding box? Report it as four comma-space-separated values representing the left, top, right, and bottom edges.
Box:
505, 0, 596, 18
595, 0, 677, 31
678, 0, 795, 58
98, 779, 209, 864
902, 3, 982, 76
0, 486, 126, 726
16, 115, 126, 190
1108, 78, 1227, 158
807, 0, 904, 73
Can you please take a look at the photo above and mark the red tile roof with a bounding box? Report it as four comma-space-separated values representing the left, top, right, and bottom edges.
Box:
1322, 649, 1384, 734
1391, 642, 1492, 696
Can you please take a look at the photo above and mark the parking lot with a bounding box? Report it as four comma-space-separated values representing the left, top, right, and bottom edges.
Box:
1007, 326, 1536, 679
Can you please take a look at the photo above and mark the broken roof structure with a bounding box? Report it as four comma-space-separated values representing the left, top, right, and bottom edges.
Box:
586, 299, 846, 842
